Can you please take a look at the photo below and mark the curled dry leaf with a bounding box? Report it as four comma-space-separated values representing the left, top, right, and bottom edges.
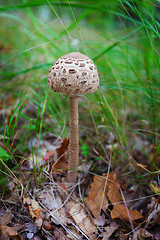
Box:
68, 202, 97, 239
52, 137, 69, 174
28, 199, 42, 220
23, 197, 43, 226
85, 174, 109, 218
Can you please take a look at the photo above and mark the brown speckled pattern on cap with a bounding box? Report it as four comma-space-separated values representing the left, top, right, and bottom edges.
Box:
48, 52, 99, 96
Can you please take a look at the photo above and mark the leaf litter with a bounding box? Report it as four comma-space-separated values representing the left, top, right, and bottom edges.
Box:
85, 172, 143, 223
0, 98, 160, 239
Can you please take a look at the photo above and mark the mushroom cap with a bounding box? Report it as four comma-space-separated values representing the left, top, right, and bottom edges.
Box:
48, 52, 99, 97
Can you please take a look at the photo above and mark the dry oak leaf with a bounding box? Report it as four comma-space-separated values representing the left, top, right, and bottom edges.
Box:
52, 137, 69, 174
107, 173, 143, 223
85, 172, 143, 224
111, 203, 143, 222
85, 174, 109, 218
107, 172, 122, 205
68, 202, 97, 238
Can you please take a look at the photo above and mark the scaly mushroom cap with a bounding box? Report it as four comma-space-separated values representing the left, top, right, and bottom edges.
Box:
48, 52, 99, 96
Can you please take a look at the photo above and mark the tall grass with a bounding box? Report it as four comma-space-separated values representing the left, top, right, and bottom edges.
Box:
0, 0, 160, 176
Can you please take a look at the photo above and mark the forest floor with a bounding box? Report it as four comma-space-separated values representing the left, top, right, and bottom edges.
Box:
0, 96, 160, 240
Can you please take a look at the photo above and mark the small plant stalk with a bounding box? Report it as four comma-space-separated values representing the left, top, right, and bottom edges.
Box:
68, 97, 79, 183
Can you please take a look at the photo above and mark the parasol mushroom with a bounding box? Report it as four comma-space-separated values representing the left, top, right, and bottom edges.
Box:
48, 52, 99, 183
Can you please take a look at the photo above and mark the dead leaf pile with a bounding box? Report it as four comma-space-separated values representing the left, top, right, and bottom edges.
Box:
1, 132, 157, 239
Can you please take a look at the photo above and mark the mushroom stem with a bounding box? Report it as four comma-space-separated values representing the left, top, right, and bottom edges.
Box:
68, 96, 79, 183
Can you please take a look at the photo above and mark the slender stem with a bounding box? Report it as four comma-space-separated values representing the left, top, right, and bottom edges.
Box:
68, 97, 79, 183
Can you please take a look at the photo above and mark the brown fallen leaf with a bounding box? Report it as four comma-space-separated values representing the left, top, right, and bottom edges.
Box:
107, 172, 122, 205
0, 225, 23, 240
52, 138, 69, 174
111, 203, 143, 222
106, 172, 143, 223
24, 197, 43, 226
68, 202, 97, 239
28, 199, 42, 220
85, 172, 143, 224
0, 212, 12, 225
107, 173, 143, 223
85, 174, 109, 218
